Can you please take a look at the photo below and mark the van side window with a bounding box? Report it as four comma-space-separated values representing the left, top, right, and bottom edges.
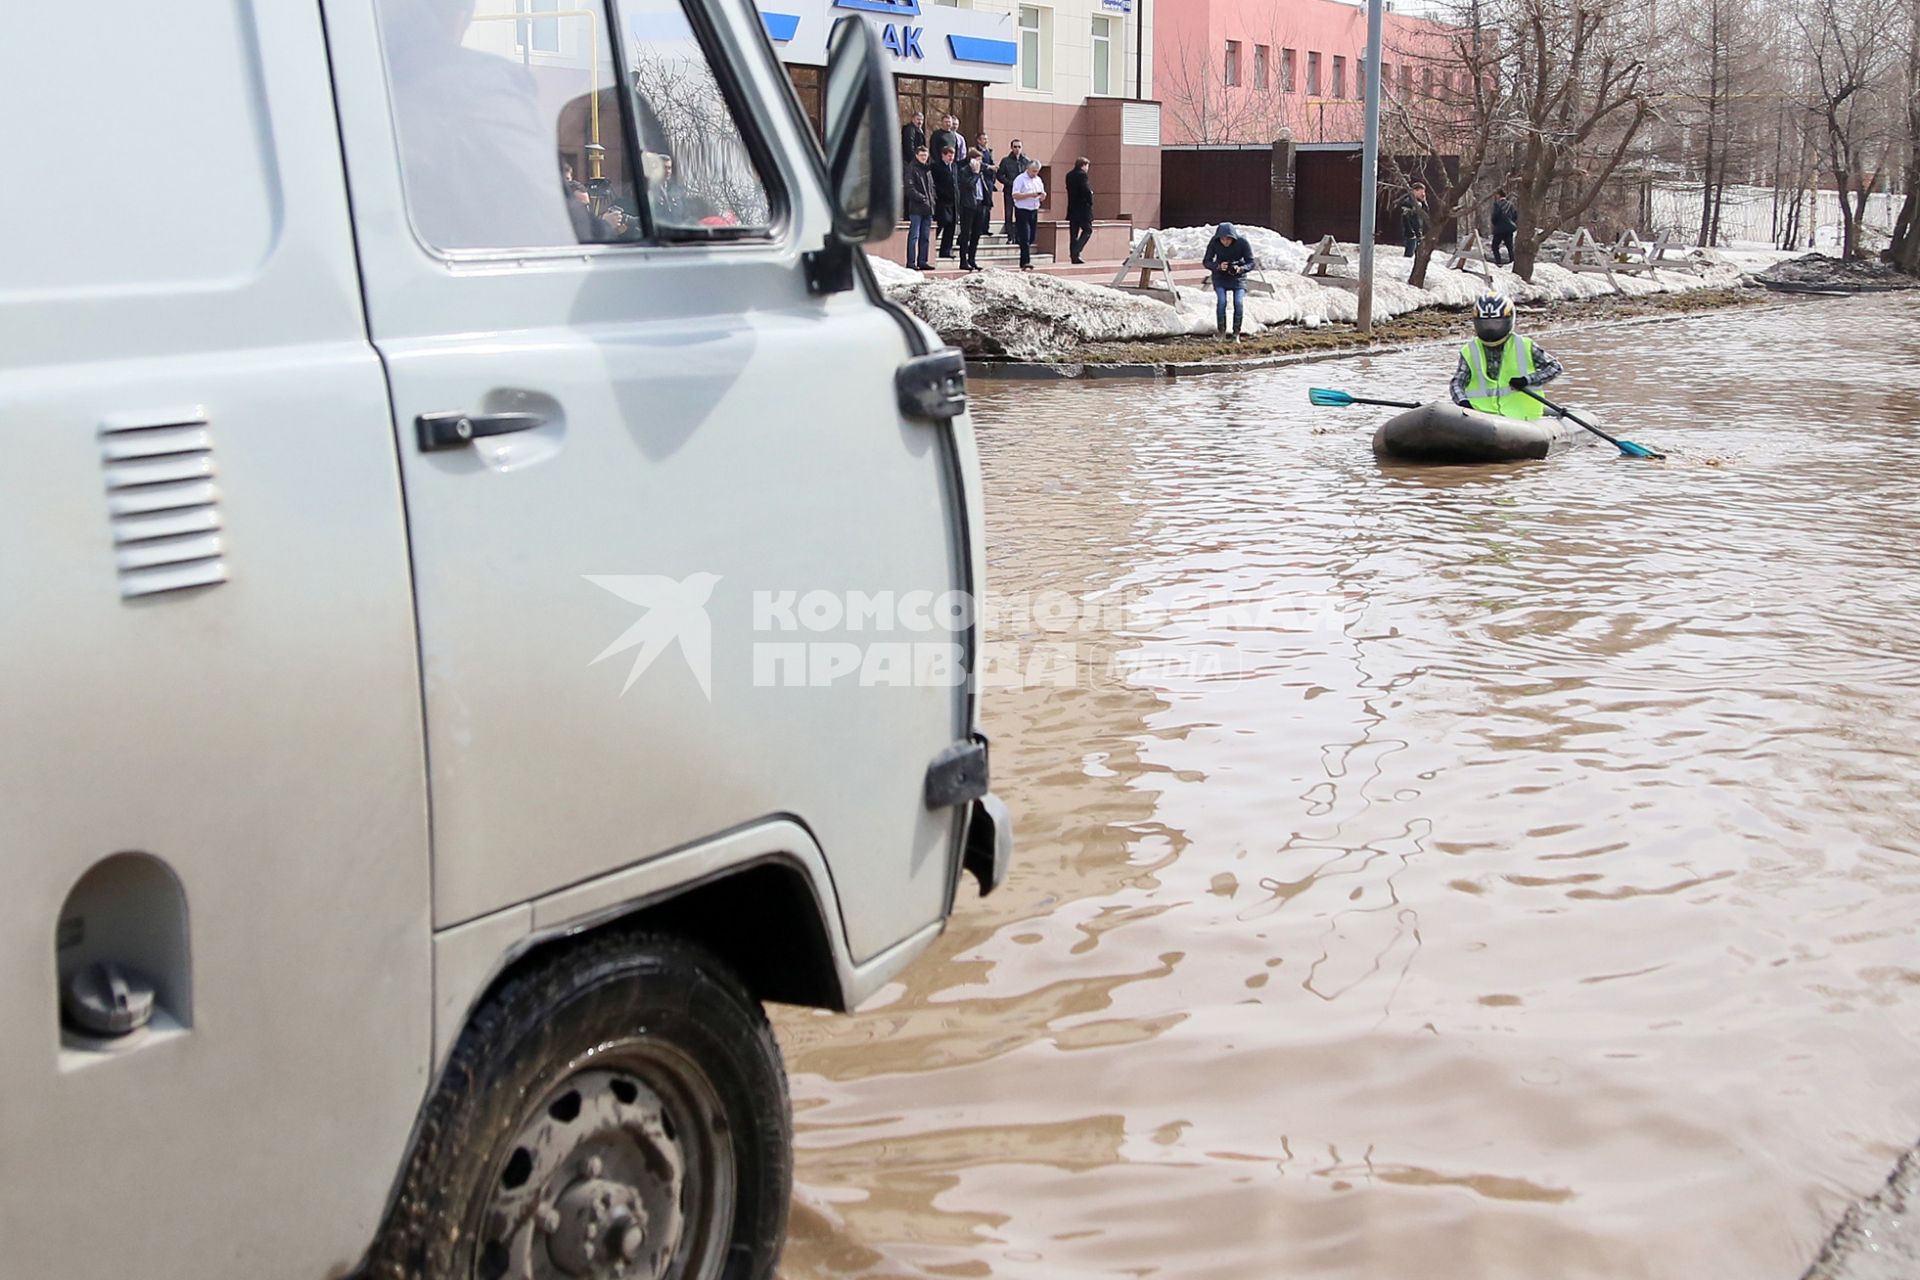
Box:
611, 0, 774, 234
373, 0, 644, 250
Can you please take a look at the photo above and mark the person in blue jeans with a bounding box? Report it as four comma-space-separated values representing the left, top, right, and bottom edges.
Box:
1202, 222, 1256, 339
903, 145, 935, 270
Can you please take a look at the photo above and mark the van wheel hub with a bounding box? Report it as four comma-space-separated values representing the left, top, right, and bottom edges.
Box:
480, 1060, 725, 1280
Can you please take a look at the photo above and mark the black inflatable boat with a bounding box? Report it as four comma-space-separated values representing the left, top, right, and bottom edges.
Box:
1372, 401, 1589, 464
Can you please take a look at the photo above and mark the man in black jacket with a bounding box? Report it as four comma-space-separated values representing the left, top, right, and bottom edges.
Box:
996, 140, 1027, 235
931, 143, 959, 260
974, 133, 997, 204
903, 144, 935, 270
901, 110, 926, 166
956, 153, 992, 271
1065, 157, 1094, 264
1490, 189, 1518, 265
1399, 181, 1429, 258
930, 115, 966, 167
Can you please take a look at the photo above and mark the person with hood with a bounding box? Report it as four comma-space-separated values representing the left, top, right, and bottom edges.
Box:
903, 144, 936, 270
1202, 222, 1257, 339
931, 142, 960, 259
1449, 292, 1564, 416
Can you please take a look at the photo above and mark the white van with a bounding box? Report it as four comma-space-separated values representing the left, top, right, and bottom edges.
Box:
0, 3, 1007, 1277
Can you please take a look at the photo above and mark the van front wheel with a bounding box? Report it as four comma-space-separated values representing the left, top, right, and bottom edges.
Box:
369, 934, 791, 1280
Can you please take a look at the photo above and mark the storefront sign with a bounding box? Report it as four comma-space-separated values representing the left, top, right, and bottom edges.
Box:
757, 0, 1016, 82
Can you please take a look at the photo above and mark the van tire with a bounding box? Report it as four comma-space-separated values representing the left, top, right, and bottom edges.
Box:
366, 933, 791, 1280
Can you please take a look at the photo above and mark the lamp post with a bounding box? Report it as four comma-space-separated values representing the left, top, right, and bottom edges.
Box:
1355, 0, 1384, 332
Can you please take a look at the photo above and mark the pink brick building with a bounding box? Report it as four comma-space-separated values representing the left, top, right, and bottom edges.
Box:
1155, 0, 1454, 146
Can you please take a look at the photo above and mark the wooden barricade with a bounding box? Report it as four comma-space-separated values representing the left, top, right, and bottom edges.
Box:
1108, 231, 1181, 306
1447, 229, 1497, 282
1557, 227, 1623, 292
1301, 235, 1359, 291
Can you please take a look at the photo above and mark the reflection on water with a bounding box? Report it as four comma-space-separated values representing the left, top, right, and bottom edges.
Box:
776, 297, 1920, 1280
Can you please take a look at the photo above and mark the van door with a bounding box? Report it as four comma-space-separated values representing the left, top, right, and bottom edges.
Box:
323, 0, 970, 958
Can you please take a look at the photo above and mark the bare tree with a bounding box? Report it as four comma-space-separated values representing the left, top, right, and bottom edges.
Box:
1385, 0, 1658, 282
1793, 0, 1902, 258
1886, 0, 1920, 271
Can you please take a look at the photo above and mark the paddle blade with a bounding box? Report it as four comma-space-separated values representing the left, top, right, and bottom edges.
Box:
1308, 388, 1356, 407
1616, 439, 1665, 460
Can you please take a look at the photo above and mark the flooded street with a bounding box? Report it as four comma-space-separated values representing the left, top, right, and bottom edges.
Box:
776, 296, 1920, 1280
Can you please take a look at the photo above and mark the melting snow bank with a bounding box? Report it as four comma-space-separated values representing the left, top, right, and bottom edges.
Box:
871, 228, 1760, 361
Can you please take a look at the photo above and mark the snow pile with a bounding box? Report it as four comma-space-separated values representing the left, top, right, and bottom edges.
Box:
1143, 225, 1312, 273
871, 225, 1756, 360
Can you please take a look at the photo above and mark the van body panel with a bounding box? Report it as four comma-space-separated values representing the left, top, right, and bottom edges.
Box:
0, 4, 432, 1277
323, 0, 971, 960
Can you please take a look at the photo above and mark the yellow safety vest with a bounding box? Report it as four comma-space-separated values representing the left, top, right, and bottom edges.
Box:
1461, 336, 1544, 419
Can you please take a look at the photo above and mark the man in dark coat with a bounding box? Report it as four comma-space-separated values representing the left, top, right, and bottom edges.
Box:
1202, 222, 1257, 338
996, 140, 1027, 235
930, 114, 966, 167
903, 144, 935, 270
974, 133, 997, 205
1065, 157, 1094, 264
1490, 189, 1518, 265
1399, 181, 1430, 258
901, 111, 927, 165
931, 142, 959, 259
956, 153, 992, 271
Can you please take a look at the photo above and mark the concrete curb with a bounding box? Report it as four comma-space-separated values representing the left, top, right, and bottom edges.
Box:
965, 295, 1808, 382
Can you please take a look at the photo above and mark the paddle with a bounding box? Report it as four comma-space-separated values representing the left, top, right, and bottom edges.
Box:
1519, 388, 1665, 460
1308, 388, 1421, 409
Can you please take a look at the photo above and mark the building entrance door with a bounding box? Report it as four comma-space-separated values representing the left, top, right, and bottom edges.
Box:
895, 76, 984, 150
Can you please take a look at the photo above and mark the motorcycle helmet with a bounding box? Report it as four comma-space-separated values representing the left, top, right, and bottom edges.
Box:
1472, 292, 1515, 344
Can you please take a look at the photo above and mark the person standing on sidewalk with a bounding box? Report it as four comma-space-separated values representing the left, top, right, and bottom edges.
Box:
974, 133, 997, 212
1065, 157, 1094, 264
997, 140, 1027, 235
901, 110, 926, 166
1011, 160, 1046, 270
931, 142, 959, 260
1490, 189, 1518, 265
956, 154, 991, 272
903, 144, 935, 270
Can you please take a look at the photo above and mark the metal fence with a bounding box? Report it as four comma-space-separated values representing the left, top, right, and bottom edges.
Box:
1646, 183, 1902, 250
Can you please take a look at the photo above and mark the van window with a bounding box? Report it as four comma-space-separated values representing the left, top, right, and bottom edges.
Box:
373, 0, 644, 250
611, 0, 774, 234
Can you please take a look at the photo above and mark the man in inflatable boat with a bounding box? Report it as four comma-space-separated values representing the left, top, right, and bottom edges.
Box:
1450, 293, 1564, 417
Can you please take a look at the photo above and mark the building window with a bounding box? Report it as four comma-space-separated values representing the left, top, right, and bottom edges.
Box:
1357, 57, 1367, 98
1254, 43, 1269, 90
1091, 14, 1113, 96
1306, 50, 1321, 96
1400, 62, 1413, 93
1018, 5, 1046, 91
1224, 40, 1240, 87
1331, 54, 1345, 98
1281, 47, 1296, 92
1422, 64, 1435, 96
1380, 61, 1392, 95
517, 0, 561, 52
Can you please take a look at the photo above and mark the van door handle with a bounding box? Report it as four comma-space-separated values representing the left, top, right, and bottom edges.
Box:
415, 410, 546, 452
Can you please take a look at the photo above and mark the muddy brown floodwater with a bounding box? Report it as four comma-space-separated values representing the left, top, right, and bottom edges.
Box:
775, 296, 1920, 1280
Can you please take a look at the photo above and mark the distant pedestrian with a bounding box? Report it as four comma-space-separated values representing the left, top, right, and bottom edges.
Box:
1491, 189, 1518, 265
997, 140, 1027, 235
974, 133, 997, 203
1400, 181, 1430, 258
932, 143, 959, 259
904, 145, 935, 270
1011, 160, 1046, 270
1066, 157, 1094, 264
957, 154, 991, 271
901, 110, 926, 165
1203, 222, 1256, 339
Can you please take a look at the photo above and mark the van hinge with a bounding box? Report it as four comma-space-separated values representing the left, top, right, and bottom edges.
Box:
925, 733, 990, 809
897, 349, 967, 422
802, 239, 856, 294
